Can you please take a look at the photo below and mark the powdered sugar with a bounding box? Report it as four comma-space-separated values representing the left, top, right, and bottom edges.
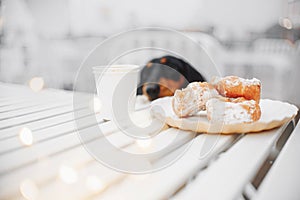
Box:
172, 82, 219, 117
206, 98, 256, 124
173, 88, 199, 117
224, 76, 260, 87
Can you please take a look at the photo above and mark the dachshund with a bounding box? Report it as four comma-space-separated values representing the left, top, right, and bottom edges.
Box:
137, 55, 205, 101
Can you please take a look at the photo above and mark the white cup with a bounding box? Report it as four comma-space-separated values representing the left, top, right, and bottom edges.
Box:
93, 65, 140, 121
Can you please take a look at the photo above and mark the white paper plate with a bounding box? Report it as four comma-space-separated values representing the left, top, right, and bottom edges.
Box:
151, 97, 298, 134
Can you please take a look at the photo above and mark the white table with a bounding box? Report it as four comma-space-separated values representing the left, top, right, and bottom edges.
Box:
254, 122, 300, 200
0, 82, 298, 200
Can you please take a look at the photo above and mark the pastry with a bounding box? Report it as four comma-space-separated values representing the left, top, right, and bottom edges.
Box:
206, 97, 261, 124
172, 76, 262, 124
211, 76, 261, 102
172, 82, 219, 117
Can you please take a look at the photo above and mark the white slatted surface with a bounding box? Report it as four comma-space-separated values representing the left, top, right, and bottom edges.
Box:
95, 135, 236, 200
172, 124, 289, 200
0, 83, 296, 200
254, 122, 300, 200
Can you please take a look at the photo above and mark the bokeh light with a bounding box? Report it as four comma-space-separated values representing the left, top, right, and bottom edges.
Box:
85, 175, 105, 192
29, 77, 44, 92
282, 18, 293, 30
19, 179, 39, 200
59, 165, 78, 184
19, 127, 33, 146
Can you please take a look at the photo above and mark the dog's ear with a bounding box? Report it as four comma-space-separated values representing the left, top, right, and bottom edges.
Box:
176, 57, 206, 82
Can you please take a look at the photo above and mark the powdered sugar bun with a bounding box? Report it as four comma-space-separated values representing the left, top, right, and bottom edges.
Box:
206, 97, 261, 124
211, 76, 261, 102
172, 82, 219, 117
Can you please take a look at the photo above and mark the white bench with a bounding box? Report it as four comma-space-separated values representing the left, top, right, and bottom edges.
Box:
0, 82, 298, 200
253, 122, 300, 200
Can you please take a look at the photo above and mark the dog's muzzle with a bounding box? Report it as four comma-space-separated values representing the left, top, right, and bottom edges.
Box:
145, 84, 160, 100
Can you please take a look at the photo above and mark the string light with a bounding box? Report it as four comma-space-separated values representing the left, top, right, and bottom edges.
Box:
29, 77, 44, 92
19, 127, 33, 146
20, 179, 39, 200
59, 165, 78, 184
85, 175, 105, 192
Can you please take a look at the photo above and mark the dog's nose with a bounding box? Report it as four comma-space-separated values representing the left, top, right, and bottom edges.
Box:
146, 84, 160, 100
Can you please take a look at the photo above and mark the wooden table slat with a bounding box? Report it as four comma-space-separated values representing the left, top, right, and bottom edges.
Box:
0, 121, 138, 199
0, 108, 92, 140
35, 161, 125, 200
0, 100, 50, 113
0, 112, 99, 155
94, 134, 235, 200
0, 101, 73, 120
0, 104, 87, 130
11, 127, 195, 200
172, 123, 290, 200
254, 122, 300, 200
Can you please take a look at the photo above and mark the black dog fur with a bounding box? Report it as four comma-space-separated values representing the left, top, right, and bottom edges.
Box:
137, 55, 205, 100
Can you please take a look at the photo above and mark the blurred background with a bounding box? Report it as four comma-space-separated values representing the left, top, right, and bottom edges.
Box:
0, 0, 299, 105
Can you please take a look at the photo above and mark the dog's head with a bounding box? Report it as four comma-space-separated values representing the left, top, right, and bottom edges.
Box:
137, 55, 205, 101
